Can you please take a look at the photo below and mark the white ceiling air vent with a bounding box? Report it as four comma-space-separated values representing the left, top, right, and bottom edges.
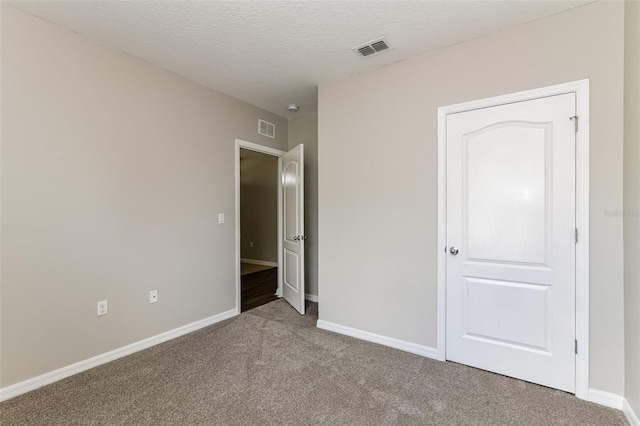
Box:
353, 36, 392, 59
258, 119, 275, 139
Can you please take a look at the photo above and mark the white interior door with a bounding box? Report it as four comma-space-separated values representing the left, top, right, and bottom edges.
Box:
446, 93, 576, 392
281, 144, 305, 314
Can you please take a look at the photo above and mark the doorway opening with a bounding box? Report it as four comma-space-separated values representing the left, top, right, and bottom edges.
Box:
234, 139, 306, 315
239, 148, 279, 312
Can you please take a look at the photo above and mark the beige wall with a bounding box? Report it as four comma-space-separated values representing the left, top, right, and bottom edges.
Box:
624, 0, 640, 416
289, 114, 318, 297
318, 1, 625, 394
240, 151, 278, 263
0, 5, 288, 388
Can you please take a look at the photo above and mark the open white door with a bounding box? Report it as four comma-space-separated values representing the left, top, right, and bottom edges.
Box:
281, 144, 305, 314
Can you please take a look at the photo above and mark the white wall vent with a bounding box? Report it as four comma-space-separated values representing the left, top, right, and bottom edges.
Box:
258, 119, 275, 139
353, 36, 393, 59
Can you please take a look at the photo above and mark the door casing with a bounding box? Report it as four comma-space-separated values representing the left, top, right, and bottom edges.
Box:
235, 139, 286, 314
436, 79, 590, 399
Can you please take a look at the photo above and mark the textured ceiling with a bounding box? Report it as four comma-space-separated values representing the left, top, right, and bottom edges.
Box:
9, 0, 593, 119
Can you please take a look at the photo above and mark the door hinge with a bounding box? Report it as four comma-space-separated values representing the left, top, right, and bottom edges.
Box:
575, 228, 579, 244
570, 116, 578, 132
575, 339, 578, 354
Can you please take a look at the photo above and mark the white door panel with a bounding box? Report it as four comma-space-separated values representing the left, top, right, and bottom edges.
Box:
463, 278, 549, 351
284, 249, 299, 292
446, 94, 576, 392
465, 122, 549, 265
284, 161, 299, 243
282, 144, 305, 314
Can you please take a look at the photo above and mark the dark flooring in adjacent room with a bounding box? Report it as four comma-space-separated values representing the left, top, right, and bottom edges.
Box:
0, 300, 628, 426
241, 263, 277, 312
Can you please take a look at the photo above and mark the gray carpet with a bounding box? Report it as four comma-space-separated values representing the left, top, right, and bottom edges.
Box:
0, 299, 628, 425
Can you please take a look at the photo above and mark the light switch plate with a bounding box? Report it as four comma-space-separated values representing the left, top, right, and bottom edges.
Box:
218, 213, 225, 224
97, 300, 108, 316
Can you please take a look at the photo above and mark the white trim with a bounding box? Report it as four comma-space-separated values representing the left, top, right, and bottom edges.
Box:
624, 399, 640, 426
316, 320, 439, 359
235, 139, 286, 313
436, 93, 448, 362
240, 258, 278, 267
276, 156, 283, 298
573, 80, 590, 400
0, 308, 237, 402
436, 79, 590, 396
236, 139, 285, 157
305, 293, 319, 303
588, 389, 624, 410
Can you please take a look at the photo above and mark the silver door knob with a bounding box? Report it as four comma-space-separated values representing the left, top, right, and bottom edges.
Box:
293, 236, 299, 241
449, 247, 459, 255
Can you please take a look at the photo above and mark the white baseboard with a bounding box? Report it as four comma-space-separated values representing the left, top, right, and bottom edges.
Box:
305, 293, 319, 303
0, 308, 238, 402
588, 388, 624, 409
624, 398, 640, 426
316, 320, 439, 359
241, 258, 278, 267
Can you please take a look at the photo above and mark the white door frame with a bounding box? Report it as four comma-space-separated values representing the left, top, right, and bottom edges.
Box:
436, 79, 590, 400
235, 139, 286, 314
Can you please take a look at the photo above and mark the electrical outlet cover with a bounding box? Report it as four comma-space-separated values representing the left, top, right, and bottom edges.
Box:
97, 300, 108, 316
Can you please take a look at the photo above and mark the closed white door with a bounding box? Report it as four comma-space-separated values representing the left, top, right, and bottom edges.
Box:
282, 144, 305, 314
446, 94, 576, 392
